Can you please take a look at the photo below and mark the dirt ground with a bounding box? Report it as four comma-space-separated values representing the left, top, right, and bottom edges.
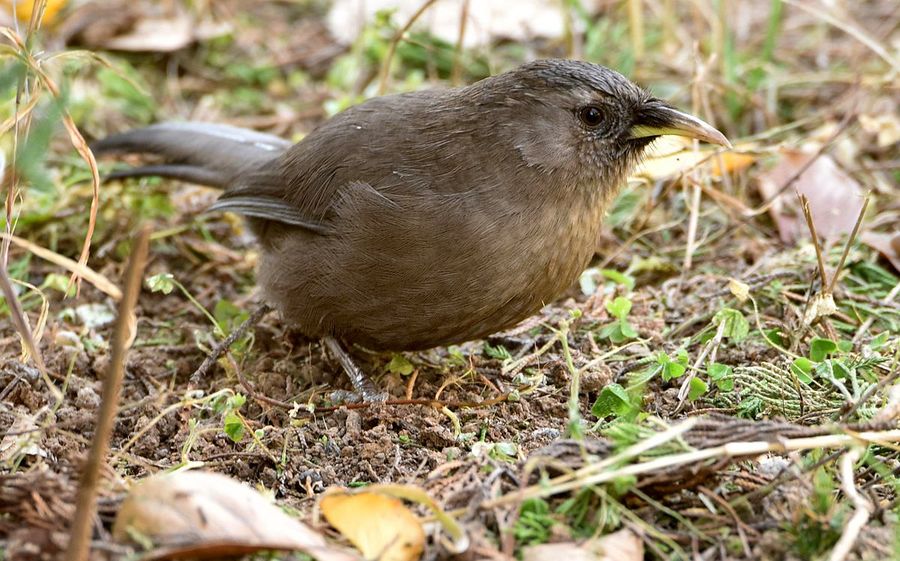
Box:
1, 1, 899, 560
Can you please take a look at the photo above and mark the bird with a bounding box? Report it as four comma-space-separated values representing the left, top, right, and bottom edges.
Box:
94, 58, 730, 401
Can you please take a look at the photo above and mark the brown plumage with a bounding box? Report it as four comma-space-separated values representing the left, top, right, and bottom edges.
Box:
95, 59, 728, 386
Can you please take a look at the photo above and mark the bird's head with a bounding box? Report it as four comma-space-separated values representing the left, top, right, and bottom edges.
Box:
488, 59, 730, 192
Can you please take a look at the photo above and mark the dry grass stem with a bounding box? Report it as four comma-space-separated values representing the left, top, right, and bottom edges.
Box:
65, 226, 151, 561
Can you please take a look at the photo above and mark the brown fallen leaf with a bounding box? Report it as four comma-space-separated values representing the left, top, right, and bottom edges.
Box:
321, 490, 426, 561
59, 2, 229, 52
861, 231, 900, 273
522, 529, 644, 561
113, 470, 359, 561
758, 148, 865, 244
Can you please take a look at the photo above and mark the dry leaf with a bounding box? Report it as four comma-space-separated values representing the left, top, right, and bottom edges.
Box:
0, 0, 67, 25
0, 408, 47, 463
328, 0, 601, 48
728, 278, 750, 302
859, 114, 900, 148
522, 529, 643, 561
633, 136, 754, 181
861, 231, 900, 273
757, 148, 865, 244
802, 292, 837, 326
61, 3, 230, 52
321, 490, 425, 561
113, 470, 359, 561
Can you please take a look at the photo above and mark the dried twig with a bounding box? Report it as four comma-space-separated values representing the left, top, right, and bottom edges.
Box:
828, 192, 870, 294
66, 226, 150, 561
827, 447, 873, 561
797, 192, 829, 290
190, 302, 272, 384
484, 420, 900, 507
450, 0, 470, 86
0, 252, 58, 402
377, 0, 440, 96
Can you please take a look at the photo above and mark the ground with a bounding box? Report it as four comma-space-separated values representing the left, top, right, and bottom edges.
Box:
1, 1, 899, 560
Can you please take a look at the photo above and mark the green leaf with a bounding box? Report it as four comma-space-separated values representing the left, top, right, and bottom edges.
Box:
831, 359, 852, 379
387, 354, 414, 376
712, 308, 750, 342
600, 269, 635, 290
591, 383, 633, 419
146, 273, 176, 294
663, 361, 686, 380
658, 351, 687, 381
868, 332, 889, 350
688, 377, 709, 401
708, 363, 731, 380
606, 296, 632, 319
223, 411, 244, 442
791, 357, 814, 384
609, 474, 637, 496
227, 394, 246, 410
837, 340, 853, 353
483, 342, 511, 361
708, 363, 734, 391
214, 299, 249, 333
763, 328, 785, 347
809, 338, 838, 362
619, 319, 638, 339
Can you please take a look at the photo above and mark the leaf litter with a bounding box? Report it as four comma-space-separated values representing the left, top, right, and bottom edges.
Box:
1, 0, 899, 560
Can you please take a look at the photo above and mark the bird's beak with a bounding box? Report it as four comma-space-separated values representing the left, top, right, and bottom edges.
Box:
630, 104, 731, 148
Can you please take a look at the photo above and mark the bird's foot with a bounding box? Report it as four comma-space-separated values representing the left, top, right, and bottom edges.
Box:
323, 336, 389, 403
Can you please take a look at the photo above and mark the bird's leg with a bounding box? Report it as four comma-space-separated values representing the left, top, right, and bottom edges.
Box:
323, 336, 388, 403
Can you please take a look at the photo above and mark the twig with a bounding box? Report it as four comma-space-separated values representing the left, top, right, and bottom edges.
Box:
377, 0, 440, 96
450, 0, 469, 86
828, 192, 870, 294
189, 302, 272, 384
483, 424, 900, 508
784, 0, 900, 73
65, 226, 150, 561
0, 244, 59, 404
798, 192, 829, 289
827, 447, 873, 561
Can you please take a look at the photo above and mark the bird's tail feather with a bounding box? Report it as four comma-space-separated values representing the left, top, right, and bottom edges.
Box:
92, 122, 291, 189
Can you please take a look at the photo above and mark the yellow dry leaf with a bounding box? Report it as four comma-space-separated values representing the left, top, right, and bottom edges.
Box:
2, 0, 67, 25
632, 136, 754, 181
728, 278, 750, 302
321, 491, 425, 561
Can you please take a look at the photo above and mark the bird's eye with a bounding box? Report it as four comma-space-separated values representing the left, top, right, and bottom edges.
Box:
578, 106, 604, 127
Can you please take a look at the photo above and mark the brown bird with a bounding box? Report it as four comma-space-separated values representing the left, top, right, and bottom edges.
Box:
95, 59, 729, 400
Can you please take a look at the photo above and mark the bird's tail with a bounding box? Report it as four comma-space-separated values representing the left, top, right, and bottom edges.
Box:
91, 122, 292, 189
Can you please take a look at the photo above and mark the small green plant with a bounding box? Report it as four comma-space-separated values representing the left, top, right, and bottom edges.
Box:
513, 498, 555, 545
658, 349, 689, 381
712, 308, 750, 342
386, 353, 414, 375
597, 296, 638, 343
708, 363, 734, 391
211, 393, 247, 443
482, 342, 511, 361
146, 273, 224, 337
592, 383, 637, 420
